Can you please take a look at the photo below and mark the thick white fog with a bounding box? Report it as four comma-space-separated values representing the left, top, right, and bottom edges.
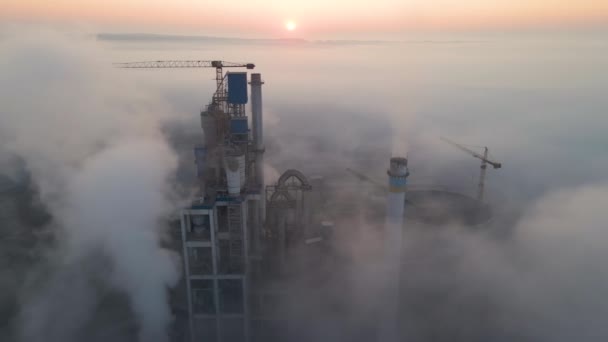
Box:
1, 30, 180, 342
1, 28, 608, 341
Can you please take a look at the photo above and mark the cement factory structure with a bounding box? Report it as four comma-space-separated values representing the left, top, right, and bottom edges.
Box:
0, 59, 501, 342
113, 61, 325, 341
178, 70, 319, 342
114, 60, 501, 341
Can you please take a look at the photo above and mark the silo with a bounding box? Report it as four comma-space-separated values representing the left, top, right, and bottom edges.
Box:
225, 156, 241, 196
224, 148, 245, 195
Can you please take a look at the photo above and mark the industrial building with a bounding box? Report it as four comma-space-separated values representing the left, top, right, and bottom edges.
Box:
141, 64, 326, 342
173, 69, 263, 342
113, 60, 500, 342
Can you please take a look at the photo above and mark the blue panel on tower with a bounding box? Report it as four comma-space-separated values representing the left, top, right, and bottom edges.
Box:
230, 118, 248, 134
227, 73, 248, 104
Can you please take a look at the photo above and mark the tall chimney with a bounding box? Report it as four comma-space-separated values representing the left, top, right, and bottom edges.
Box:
250, 73, 265, 221
380, 157, 409, 342
386, 157, 408, 227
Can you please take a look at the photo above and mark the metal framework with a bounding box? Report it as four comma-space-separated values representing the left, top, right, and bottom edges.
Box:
114, 60, 255, 69
265, 170, 312, 256
114, 60, 255, 109
276, 170, 312, 190
441, 137, 502, 202
116, 58, 263, 342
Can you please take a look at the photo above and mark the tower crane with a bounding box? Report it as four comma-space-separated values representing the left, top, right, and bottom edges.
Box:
114, 60, 255, 106
441, 137, 501, 202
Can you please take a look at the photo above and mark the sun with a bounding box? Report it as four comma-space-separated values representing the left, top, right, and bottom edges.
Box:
285, 20, 297, 31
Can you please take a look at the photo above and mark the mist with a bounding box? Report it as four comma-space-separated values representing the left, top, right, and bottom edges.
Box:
1, 27, 608, 342
0, 30, 181, 342
396, 181, 608, 341
213, 31, 608, 341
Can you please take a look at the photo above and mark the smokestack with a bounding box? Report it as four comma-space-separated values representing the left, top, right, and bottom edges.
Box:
387, 157, 408, 224
250, 73, 265, 221
380, 157, 409, 342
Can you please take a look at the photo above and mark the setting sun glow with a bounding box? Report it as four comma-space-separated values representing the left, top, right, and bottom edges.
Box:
1, 1, 607, 36
285, 21, 297, 31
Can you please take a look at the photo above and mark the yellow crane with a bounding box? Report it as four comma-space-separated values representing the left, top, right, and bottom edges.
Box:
441, 137, 502, 202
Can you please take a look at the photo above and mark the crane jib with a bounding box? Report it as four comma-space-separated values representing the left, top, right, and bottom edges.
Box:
114, 60, 255, 69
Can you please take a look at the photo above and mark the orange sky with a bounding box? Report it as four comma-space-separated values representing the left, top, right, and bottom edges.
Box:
2, 0, 607, 37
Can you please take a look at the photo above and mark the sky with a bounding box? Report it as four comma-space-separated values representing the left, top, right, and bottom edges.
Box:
2, 0, 608, 38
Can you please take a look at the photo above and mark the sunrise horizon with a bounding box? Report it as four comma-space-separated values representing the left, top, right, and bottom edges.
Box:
2, 0, 608, 40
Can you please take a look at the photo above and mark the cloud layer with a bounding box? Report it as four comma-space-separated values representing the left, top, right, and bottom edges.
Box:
0, 30, 180, 342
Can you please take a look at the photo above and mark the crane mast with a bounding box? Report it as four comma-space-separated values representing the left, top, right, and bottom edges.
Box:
441, 137, 501, 202
477, 147, 489, 202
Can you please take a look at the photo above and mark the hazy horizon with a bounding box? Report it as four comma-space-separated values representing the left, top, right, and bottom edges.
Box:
2, 0, 608, 40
